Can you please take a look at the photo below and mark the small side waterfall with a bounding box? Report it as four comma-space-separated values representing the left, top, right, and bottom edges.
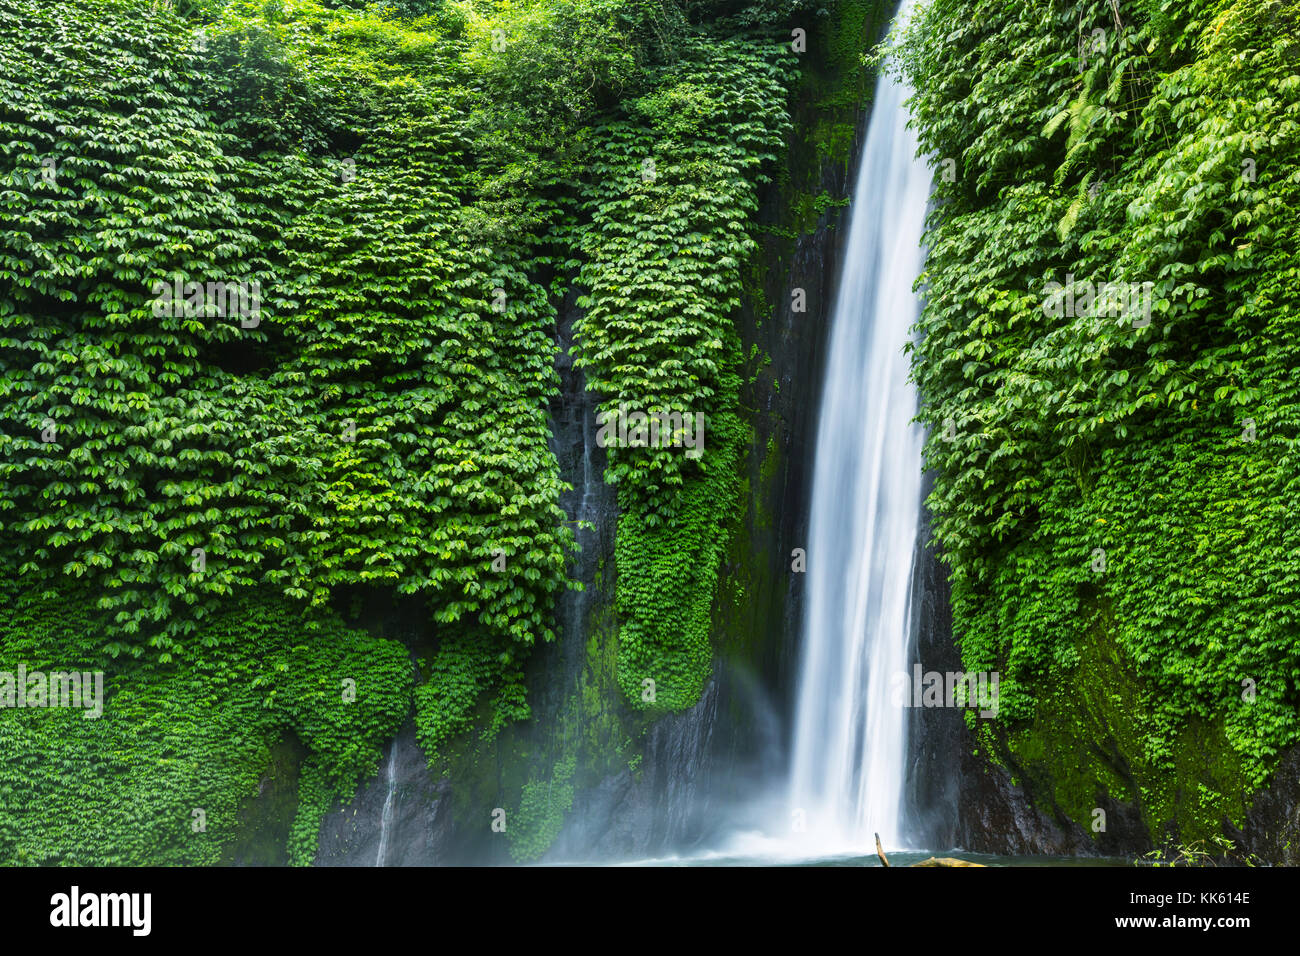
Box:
374, 742, 399, 867
787, 2, 931, 853
561, 392, 599, 678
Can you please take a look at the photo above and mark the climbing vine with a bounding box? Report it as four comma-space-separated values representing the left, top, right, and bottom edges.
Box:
0, 0, 817, 864
892, 0, 1300, 838
0, 582, 410, 865
572, 34, 796, 710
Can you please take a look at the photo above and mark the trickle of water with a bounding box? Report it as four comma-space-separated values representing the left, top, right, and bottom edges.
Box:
787, 1, 931, 853
375, 742, 399, 867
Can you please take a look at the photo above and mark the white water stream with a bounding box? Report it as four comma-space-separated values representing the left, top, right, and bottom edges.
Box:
786, 3, 931, 854
375, 742, 399, 866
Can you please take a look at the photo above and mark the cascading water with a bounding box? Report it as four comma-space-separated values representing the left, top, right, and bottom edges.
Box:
374, 741, 399, 866
786, 3, 931, 854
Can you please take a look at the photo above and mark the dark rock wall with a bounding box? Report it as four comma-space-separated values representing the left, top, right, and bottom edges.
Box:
904, 493, 1145, 856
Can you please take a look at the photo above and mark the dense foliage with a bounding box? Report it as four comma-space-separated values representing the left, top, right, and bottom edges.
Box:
0, 581, 410, 864
0, 0, 812, 862
573, 36, 795, 709
894, 0, 1300, 837
0, 0, 584, 759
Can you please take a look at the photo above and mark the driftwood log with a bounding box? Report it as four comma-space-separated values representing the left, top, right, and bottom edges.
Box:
875, 833, 986, 868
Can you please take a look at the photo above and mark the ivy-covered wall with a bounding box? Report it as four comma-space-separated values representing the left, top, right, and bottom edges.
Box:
316, 0, 894, 865
0, 0, 889, 865
893, 0, 1300, 856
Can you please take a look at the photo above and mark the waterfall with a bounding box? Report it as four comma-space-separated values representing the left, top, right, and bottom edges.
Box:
374, 741, 399, 867
787, 4, 930, 853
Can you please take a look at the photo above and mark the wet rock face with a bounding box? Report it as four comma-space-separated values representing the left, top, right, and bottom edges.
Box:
223, 733, 309, 866
933, 742, 1149, 858
543, 661, 789, 861
547, 286, 618, 699
1236, 744, 1300, 865
547, 681, 721, 861
903, 494, 1147, 858
316, 721, 454, 867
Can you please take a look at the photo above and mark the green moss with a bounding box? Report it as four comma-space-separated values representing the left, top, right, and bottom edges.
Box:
814, 120, 860, 166
897, 0, 1300, 852
614, 409, 750, 711
785, 188, 853, 236
508, 753, 576, 862
219, 734, 308, 866
821, 0, 883, 110
0, 585, 410, 866
999, 612, 1250, 845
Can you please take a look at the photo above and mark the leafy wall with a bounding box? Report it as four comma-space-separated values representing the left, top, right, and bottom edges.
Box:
0, 0, 831, 863
894, 0, 1300, 846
